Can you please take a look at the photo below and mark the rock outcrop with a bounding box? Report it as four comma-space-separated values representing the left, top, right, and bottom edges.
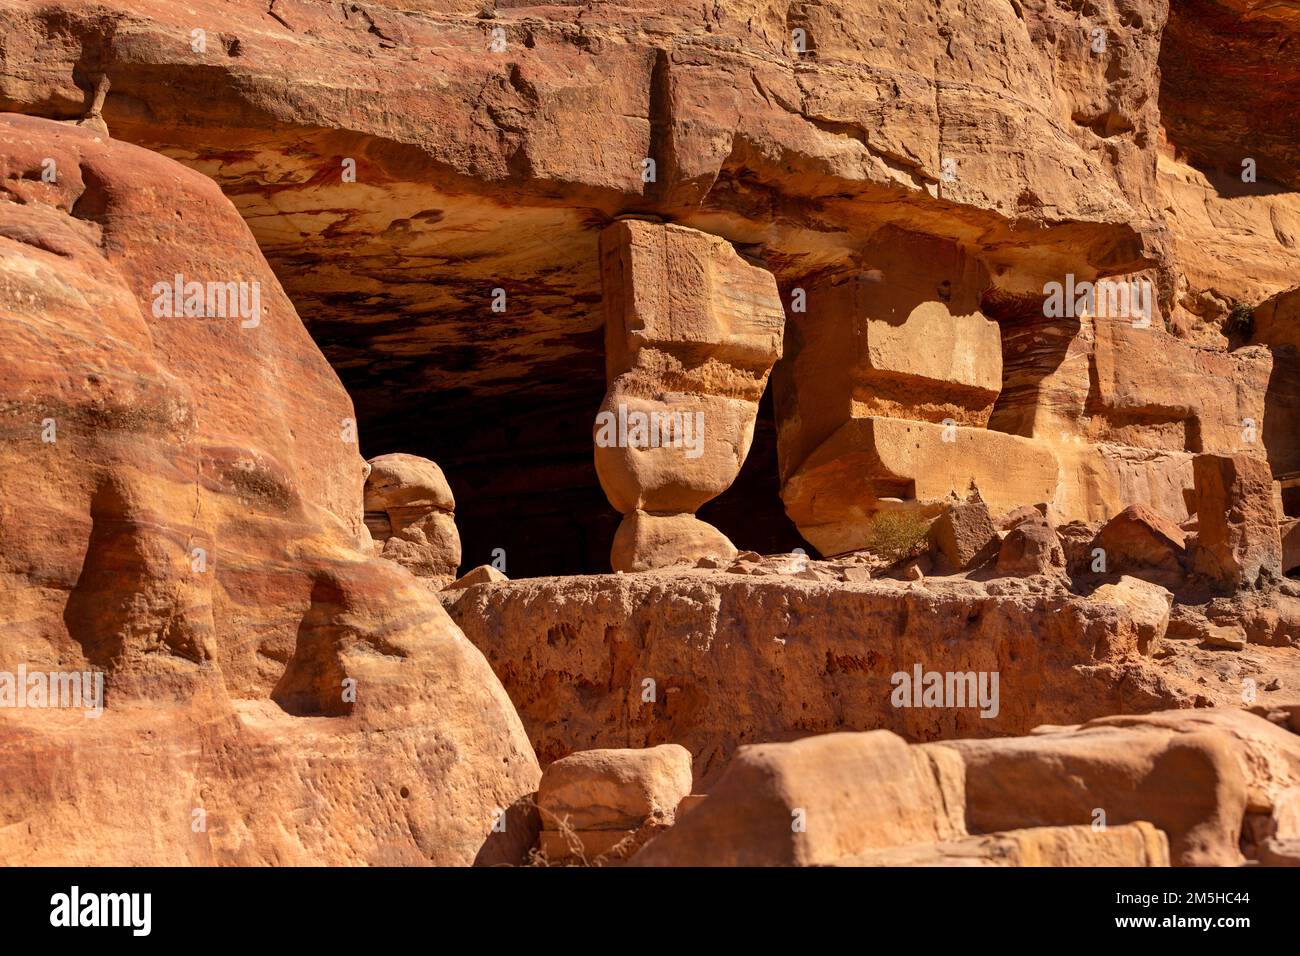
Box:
443, 566, 1300, 784
623, 708, 1300, 867
364, 452, 461, 586
595, 220, 784, 570
0, 0, 1291, 571
1192, 453, 1283, 591
0, 114, 539, 865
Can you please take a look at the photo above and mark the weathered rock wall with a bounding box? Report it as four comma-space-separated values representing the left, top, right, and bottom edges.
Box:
0, 0, 1224, 568
0, 114, 539, 864
443, 569, 1206, 783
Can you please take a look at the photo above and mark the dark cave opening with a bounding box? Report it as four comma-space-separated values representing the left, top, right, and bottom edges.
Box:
341, 347, 802, 579
698, 385, 808, 559
1264, 345, 1300, 521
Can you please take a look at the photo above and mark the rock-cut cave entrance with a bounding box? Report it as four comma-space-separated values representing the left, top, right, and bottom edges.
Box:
342, 375, 802, 579
304, 223, 803, 580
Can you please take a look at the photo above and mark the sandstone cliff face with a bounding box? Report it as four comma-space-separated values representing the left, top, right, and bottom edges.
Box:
0, 0, 1298, 870
0, 0, 1284, 563
0, 114, 539, 865
0, 0, 1202, 570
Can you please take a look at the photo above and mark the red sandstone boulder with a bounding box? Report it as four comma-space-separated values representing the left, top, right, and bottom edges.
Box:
1192, 454, 1282, 590
996, 510, 1066, 577
1093, 504, 1187, 579
928, 488, 998, 572
445, 564, 509, 590
364, 453, 461, 586
1086, 576, 1172, 652
629, 727, 1184, 867
536, 743, 694, 864
539, 744, 693, 832
998, 504, 1050, 532
630, 731, 966, 866
624, 708, 1300, 867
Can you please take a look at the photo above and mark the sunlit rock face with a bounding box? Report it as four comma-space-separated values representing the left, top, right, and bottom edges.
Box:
0, 0, 1299, 871
0, 0, 1179, 570
0, 114, 539, 865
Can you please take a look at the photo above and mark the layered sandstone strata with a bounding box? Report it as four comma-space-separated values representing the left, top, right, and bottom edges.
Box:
0, 114, 539, 865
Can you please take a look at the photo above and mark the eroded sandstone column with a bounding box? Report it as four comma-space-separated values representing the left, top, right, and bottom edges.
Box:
594, 220, 785, 571
774, 232, 1059, 556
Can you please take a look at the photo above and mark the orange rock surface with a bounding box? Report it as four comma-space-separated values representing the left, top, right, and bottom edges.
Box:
0, 0, 1298, 870
0, 114, 538, 865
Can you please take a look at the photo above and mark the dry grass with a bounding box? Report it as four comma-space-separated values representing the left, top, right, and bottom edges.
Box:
864, 508, 931, 562
522, 798, 663, 867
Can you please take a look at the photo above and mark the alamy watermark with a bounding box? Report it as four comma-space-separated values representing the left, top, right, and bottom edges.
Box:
594, 403, 705, 459
890, 663, 1000, 719
1043, 274, 1152, 328
0, 665, 103, 717
50, 886, 150, 936
151, 274, 261, 328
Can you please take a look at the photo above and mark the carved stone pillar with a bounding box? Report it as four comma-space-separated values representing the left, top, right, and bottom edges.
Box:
594, 220, 785, 571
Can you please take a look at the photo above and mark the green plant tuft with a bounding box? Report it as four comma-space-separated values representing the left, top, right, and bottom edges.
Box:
864, 509, 931, 562
1225, 301, 1255, 339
